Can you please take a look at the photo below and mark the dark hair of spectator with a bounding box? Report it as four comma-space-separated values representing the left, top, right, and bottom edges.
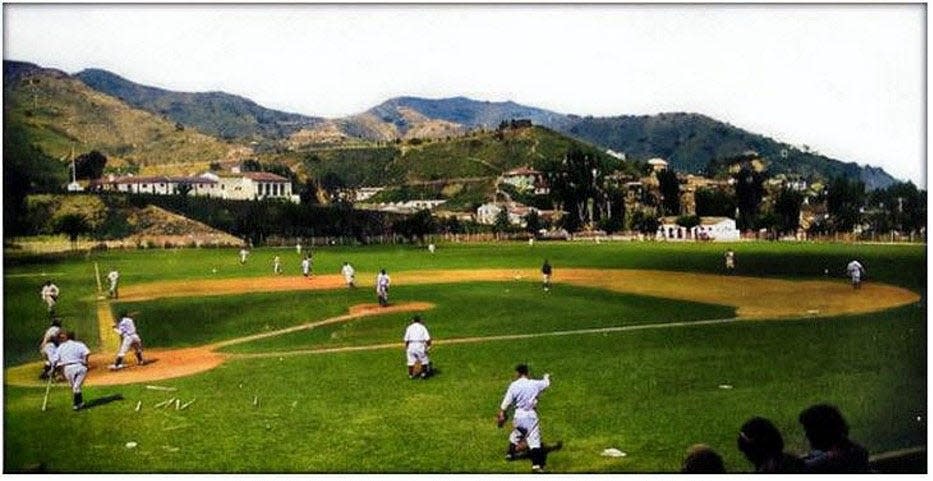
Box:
681, 444, 726, 473
738, 417, 785, 465
799, 404, 849, 451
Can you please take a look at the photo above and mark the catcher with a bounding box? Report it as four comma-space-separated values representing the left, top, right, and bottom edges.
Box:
109, 311, 147, 370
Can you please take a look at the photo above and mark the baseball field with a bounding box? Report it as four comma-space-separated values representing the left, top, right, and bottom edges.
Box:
3, 240, 926, 472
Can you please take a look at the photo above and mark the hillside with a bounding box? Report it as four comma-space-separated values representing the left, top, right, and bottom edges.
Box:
76, 68, 324, 140
266, 125, 632, 210
564, 113, 898, 190
11, 60, 903, 190
3, 60, 246, 175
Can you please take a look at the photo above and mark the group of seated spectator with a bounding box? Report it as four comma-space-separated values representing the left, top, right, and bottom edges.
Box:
682, 403, 870, 474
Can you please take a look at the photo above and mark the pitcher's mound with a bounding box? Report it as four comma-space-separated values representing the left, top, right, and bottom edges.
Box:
348, 302, 434, 316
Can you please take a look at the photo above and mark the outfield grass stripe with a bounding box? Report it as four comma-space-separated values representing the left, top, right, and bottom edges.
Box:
226, 316, 741, 359
210, 302, 435, 349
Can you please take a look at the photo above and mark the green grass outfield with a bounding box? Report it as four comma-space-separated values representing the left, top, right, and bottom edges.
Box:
3, 240, 926, 472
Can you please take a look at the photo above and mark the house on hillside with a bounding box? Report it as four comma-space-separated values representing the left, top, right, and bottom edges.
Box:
647, 158, 669, 172
90, 175, 215, 195
656, 216, 740, 241
476, 202, 559, 227
499, 167, 549, 195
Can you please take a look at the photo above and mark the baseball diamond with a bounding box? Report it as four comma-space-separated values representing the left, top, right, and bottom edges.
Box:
3, 242, 925, 473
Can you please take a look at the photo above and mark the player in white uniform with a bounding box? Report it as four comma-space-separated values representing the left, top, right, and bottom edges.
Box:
301, 256, 311, 278
541, 260, 552, 292
341, 262, 356, 288
38, 318, 62, 380
239, 248, 249, 265
52, 330, 90, 411
273, 255, 282, 274
846, 260, 865, 289
110, 312, 146, 370
40, 280, 60, 315
296, 242, 302, 255
107, 269, 120, 299
724, 250, 736, 273
428, 243, 436, 254
376, 269, 391, 307
497, 364, 552, 472
403, 315, 433, 379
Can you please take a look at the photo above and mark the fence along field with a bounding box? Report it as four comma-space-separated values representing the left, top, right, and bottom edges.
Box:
2, 241, 925, 472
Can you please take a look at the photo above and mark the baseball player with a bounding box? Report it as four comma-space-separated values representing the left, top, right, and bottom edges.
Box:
428, 243, 436, 254
273, 255, 282, 275
38, 318, 62, 380
239, 247, 249, 265
341, 261, 356, 288
40, 280, 60, 315
296, 242, 302, 255
541, 260, 552, 292
846, 260, 866, 289
107, 268, 120, 299
497, 364, 552, 472
376, 269, 391, 307
301, 255, 311, 278
110, 311, 146, 370
724, 250, 736, 273
403, 315, 433, 379
52, 330, 90, 411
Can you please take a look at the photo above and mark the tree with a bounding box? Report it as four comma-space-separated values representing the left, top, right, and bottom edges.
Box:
826, 177, 865, 232
3, 125, 67, 236
319, 172, 346, 202
676, 214, 700, 229
695, 187, 736, 218
524, 210, 541, 235
543, 148, 607, 232
54, 213, 90, 249
493, 208, 512, 235
733, 166, 766, 230
657, 168, 681, 216
772, 187, 803, 235
73, 151, 107, 180
631, 209, 660, 235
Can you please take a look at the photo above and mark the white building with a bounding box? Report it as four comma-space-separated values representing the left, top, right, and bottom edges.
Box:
500, 167, 549, 195
605, 149, 626, 160
657, 216, 740, 241
647, 158, 669, 172
90, 171, 299, 203
477, 202, 559, 227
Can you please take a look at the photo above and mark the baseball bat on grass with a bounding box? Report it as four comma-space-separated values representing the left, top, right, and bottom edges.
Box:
40, 367, 54, 412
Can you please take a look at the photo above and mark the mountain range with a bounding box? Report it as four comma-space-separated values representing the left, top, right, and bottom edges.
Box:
5, 60, 900, 190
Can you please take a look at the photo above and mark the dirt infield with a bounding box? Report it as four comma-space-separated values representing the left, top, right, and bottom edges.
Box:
6, 268, 919, 387
119, 268, 918, 319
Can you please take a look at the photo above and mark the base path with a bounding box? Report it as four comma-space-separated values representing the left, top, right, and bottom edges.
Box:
6, 268, 919, 387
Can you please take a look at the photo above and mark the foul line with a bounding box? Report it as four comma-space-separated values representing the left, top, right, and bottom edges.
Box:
227, 316, 741, 359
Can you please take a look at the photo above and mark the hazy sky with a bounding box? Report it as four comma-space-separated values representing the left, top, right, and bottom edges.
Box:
4, 4, 925, 185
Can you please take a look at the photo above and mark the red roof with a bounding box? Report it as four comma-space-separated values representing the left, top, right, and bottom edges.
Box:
241, 172, 289, 182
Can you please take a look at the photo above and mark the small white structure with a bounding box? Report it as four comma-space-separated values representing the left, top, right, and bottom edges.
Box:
657, 216, 740, 241
605, 149, 626, 160
353, 187, 385, 202
647, 158, 669, 172
500, 167, 549, 195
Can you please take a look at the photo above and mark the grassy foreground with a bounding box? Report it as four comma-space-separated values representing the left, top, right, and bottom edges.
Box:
4, 303, 925, 472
